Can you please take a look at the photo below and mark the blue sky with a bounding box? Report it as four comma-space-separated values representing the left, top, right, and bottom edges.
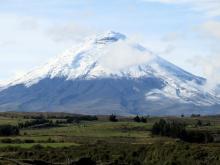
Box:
0, 0, 220, 86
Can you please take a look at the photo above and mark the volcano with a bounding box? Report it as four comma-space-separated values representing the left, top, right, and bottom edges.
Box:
0, 31, 219, 115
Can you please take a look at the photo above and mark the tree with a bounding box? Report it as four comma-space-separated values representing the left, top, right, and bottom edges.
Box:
133, 115, 141, 122
151, 119, 213, 143
182, 130, 213, 143
109, 114, 118, 122
152, 122, 160, 135
191, 114, 201, 118
140, 117, 147, 123
0, 125, 19, 136
196, 120, 202, 127
151, 119, 186, 138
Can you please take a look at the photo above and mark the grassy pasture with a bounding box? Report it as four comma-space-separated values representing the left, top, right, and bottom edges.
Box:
0, 112, 219, 164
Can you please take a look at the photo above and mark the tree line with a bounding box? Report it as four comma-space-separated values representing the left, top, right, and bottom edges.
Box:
0, 125, 19, 136
152, 119, 214, 143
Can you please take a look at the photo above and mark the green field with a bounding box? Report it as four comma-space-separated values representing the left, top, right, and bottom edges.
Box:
0, 112, 220, 164
0, 142, 79, 148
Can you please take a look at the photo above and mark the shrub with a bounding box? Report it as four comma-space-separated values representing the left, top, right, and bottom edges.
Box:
1, 138, 12, 143
46, 137, 55, 143
75, 157, 96, 165
1, 138, 22, 143
152, 119, 186, 138
134, 116, 147, 123
24, 139, 35, 143
109, 114, 118, 122
196, 120, 202, 127
18, 119, 50, 128
18, 119, 58, 129
133, 116, 141, 122
182, 130, 214, 143
191, 114, 201, 118
32, 144, 44, 150
66, 115, 98, 123
140, 117, 147, 123
14, 138, 22, 143
0, 125, 19, 136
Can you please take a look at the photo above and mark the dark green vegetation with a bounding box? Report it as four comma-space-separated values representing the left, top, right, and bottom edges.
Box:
0, 125, 19, 136
109, 114, 118, 122
152, 119, 214, 143
134, 115, 148, 123
0, 112, 220, 164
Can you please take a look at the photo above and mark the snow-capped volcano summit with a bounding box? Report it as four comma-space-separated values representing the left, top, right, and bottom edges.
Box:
94, 30, 126, 43
5, 31, 150, 87
3, 31, 199, 86
0, 31, 220, 115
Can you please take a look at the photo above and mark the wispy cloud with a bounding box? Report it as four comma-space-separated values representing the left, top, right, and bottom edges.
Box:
46, 23, 96, 43
143, 0, 220, 88
19, 17, 40, 31
0, 13, 93, 81
201, 20, 220, 39
142, 0, 220, 17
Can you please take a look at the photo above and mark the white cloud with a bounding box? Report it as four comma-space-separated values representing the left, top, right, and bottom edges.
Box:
143, 0, 220, 17
0, 13, 94, 82
46, 23, 96, 43
19, 17, 40, 31
100, 40, 154, 71
12, 70, 27, 80
143, 0, 220, 87
201, 20, 220, 39
189, 55, 220, 90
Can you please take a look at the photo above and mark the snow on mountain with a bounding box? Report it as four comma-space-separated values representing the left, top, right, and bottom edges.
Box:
6, 31, 154, 86
0, 31, 219, 115
2, 31, 195, 83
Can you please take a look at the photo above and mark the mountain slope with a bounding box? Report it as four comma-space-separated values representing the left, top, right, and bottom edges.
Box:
0, 31, 219, 115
